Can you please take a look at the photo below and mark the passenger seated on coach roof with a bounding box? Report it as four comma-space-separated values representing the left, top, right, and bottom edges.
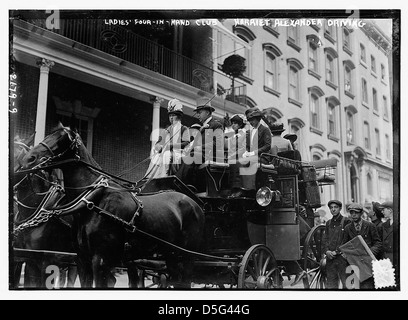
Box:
229, 108, 271, 198
270, 122, 293, 156
145, 98, 189, 179
175, 97, 224, 188
224, 114, 247, 198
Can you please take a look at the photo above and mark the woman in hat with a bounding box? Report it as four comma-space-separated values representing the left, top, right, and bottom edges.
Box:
224, 114, 247, 196
283, 133, 302, 161
145, 98, 190, 179
270, 122, 293, 155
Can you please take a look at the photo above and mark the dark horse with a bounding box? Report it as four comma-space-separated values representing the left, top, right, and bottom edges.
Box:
13, 135, 78, 288
21, 124, 205, 288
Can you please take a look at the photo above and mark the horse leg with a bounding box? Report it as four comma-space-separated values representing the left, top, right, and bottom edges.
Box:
58, 267, 68, 288
126, 262, 143, 288
66, 265, 78, 287
92, 254, 116, 288
76, 255, 93, 288
24, 262, 42, 288
12, 261, 23, 288
167, 259, 192, 289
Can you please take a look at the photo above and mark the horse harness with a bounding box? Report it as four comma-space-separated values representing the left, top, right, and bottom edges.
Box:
13, 173, 145, 236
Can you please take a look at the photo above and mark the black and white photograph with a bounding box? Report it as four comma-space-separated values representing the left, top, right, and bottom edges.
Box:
4, 2, 404, 302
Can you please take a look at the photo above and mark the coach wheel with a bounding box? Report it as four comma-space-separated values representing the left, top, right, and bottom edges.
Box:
238, 244, 281, 289
302, 225, 327, 289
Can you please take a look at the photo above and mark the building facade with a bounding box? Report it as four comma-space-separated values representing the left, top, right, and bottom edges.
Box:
10, 12, 394, 215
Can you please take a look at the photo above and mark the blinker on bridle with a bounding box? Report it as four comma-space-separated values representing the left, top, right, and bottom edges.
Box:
37, 128, 81, 164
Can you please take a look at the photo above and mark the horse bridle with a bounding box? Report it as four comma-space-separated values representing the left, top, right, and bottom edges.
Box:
37, 127, 82, 167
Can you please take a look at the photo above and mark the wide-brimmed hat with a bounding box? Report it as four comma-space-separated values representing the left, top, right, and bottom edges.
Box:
347, 203, 364, 213
194, 97, 215, 113
270, 122, 285, 134
230, 114, 246, 126
328, 200, 342, 208
283, 133, 298, 142
167, 99, 184, 117
245, 107, 263, 120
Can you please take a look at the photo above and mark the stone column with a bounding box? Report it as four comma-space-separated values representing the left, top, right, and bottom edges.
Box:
34, 58, 55, 145
151, 96, 163, 150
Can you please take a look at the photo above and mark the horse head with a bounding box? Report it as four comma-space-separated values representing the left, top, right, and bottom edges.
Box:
21, 122, 83, 170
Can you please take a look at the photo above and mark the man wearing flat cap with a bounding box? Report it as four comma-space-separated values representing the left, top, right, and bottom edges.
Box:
342, 203, 382, 289
323, 200, 351, 289
379, 200, 394, 264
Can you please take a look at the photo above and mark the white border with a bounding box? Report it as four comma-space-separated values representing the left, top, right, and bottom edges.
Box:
2, 1, 406, 301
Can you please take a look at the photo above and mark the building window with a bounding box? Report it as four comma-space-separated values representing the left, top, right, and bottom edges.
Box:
310, 94, 320, 129
371, 55, 376, 74
375, 128, 381, 156
345, 66, 352, 93
385, 134, 391, 160
265, 52, 277, 90
363, 121, 371, 150
324, 21, 336, 43
308, 41, 318, 73
381, 63, 386, 81
343, 28, 352, 53
287, 24, 301, 51
347, 112, 355, 144
367, 173, 373, 196
343, 60, 356, 97
53, 97, 100, 154
233, 26, 256, 80
263, 43, 282, 95
383, 95, 389, 119
360, 43, 366, 63
289, 66, 299, 101
361, 78, 368, 104
373, 88, 378, 112
326, 54, 335, 84
308, 86, 324, 133
287, 58, 304, 106
328, 103, 336, 137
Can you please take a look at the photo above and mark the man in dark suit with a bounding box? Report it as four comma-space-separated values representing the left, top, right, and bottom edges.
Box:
342, 203, 382, 289
323, 200, 351, 289
229, 107, 271, 198
175, 98, 224, 189
379, 201, 394, 265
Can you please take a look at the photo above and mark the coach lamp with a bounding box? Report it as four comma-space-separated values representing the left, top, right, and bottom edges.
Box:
256, 187, 273, 207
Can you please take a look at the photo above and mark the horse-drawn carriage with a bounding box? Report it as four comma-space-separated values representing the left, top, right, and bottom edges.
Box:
12, 124, 332, 289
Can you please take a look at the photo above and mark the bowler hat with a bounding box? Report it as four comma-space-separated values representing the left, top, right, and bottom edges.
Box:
379, 200, 393, 209
194, 97, 215, 113
283, 133, 298, 142
347, 203, 364, 212
270, 122, 285, 134
328, 200, 342, 208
